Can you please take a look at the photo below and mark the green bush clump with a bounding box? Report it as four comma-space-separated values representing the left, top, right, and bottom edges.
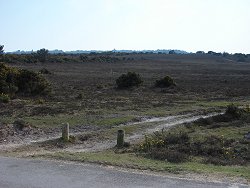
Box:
138, 132, 190, 163
0, 62, 50, 96
17, 69, 51, 95
39, 68, 51, 74
164, 132, 189, 144
225, 104, 242, 118
155, 76, 176, 88
137, 127, 249, 165
0, 93, 10, 103
116, 72, 143, 89
0, 62, 20, 96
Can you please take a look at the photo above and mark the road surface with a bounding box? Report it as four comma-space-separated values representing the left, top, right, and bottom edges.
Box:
0, 157, 248, 188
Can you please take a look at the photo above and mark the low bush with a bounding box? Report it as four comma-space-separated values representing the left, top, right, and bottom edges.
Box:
39, 68, 51, 74
116, 72, 143, 89
137, 126, 249, 165
155, 76, 176, 88
17, 69, 51, 95
138, 132, 191, 163
225, 104, 242, 118
0, 93, 10, 103
0, 62, 20, 95
0, 63, 51, 96
13, 119, 30, 131
164, 132, 190, 145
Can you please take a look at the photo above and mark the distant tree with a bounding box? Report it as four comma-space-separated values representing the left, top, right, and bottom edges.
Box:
222, 52, 230, 57
169, 50, 176, 54
0, 45, 4, 55
207, 51, 216, 55
234, 53, 247, 62
196, 51, 205, 54
215, 52, 222, 56
0, 45, 4, 61
36, 48, 49, 62
234, 53, 247, 58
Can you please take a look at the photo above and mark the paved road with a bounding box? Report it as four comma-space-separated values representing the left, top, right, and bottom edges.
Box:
0, 157, 248, 188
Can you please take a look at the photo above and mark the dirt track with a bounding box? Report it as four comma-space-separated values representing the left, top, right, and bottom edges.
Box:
0, 112, 221, 154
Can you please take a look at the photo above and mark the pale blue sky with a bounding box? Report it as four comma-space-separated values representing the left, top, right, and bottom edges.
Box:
1, 0, 250, 53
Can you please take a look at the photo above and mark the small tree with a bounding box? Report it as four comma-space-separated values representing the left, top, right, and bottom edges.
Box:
36, 48, 49, 62
116, 72, 143, 89
155, 76, 176, 88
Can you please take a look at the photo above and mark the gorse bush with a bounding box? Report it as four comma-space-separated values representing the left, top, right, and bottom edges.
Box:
116, 72, 143, 89
155, 76, 176, 88
0, 62, 50, 96
17, 69, 51, 95
138, 132, 190, 163
0, 63, 20, 96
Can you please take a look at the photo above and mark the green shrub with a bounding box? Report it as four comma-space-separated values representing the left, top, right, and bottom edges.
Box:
155, 76, 176, 88
116, 72, 143, 89
225, 104, 242, 118
137, 126, 249, 165
39, 68, 51, 74
0, 63, 20, 95
13, 119, 29, 131
164, 132, 190, 145
0, 93, 10, 103
0, 63, 51, 96
17, 69, 51, 95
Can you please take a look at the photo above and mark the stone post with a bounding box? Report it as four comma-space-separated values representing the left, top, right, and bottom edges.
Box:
117, 129, 125, 148
62, 123, 69, 142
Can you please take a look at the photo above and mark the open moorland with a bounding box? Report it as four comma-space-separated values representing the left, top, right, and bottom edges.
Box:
0, 53, 250, 184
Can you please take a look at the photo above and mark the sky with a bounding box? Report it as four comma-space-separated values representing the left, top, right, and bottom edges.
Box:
1, 0, 250, 53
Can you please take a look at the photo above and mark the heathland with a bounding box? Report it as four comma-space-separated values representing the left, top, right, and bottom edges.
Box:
0, 52, 249, 183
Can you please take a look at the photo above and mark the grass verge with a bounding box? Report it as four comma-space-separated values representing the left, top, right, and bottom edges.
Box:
37, 150, 250, 181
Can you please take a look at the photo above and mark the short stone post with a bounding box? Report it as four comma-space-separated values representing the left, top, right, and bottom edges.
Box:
62, 123, 69, 142
117, 129, 125, 148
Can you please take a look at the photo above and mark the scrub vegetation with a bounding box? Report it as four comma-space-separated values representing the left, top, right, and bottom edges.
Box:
0, 50, 250, 183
